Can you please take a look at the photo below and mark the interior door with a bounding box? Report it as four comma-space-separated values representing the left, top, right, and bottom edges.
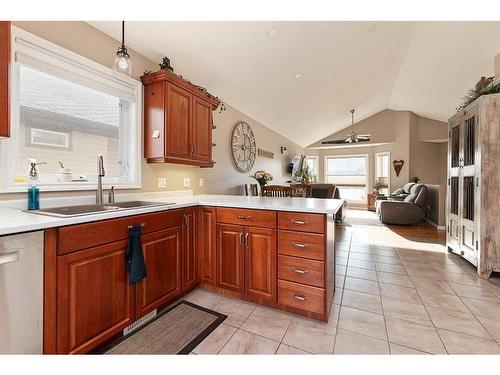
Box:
447, 116, 461, 252
135, 227, 182, 318
245, 227, 277, 302
192, 96, 212, 164
216, 224, 245, 294
166, 83, 192, 161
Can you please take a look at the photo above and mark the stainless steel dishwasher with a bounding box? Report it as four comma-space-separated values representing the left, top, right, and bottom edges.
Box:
0, 231, 44, 354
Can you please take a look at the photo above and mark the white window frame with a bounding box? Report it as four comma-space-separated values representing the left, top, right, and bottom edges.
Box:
324, 154, 369, 204
375, 151, 391, 193
0, 26, 142, 193
304, 155, 319, 180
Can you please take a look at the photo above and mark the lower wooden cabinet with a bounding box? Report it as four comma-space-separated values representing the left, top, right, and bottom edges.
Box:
56, 240, 135, 354
199, 206, 216, 285
216, 223, 245, 294
182, 207, 198, 291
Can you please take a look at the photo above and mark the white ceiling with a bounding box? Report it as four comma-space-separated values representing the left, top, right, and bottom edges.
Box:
88, 21, 500, 148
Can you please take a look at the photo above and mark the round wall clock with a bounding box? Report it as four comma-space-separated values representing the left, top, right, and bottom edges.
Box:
230, 121, 256, 172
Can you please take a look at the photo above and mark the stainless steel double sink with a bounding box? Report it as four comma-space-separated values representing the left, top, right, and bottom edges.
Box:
29, 201, 176, 218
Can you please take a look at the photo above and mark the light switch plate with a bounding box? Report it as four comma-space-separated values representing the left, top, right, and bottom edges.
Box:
157, 177, 167, 189
199, 178, 204, 187
183, 178, 191, 188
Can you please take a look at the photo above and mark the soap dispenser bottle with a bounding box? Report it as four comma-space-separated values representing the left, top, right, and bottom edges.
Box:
27, 161, 46, 210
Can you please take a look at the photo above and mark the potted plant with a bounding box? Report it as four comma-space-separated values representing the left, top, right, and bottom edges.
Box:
293, 164, 317, 184
250, 170, 273, 195
410, 176, 420, 183
373, 180, 383, 196
57, 160, 72, 183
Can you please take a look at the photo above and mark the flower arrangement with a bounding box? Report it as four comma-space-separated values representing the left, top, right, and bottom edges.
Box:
250, 170, 273, 187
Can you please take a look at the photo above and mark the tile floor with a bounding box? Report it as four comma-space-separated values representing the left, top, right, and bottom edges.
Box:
184, 209, 500, 355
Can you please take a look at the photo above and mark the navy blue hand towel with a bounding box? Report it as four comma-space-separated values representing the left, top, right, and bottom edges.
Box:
125, 224, 147, 285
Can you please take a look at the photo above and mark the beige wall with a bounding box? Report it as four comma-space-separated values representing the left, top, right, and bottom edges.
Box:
0, 21, 303, 200
495, 52, 500, 79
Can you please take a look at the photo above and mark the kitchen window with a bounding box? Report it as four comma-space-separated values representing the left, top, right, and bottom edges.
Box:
324, 154, 368, 204
0, 27, 142, 192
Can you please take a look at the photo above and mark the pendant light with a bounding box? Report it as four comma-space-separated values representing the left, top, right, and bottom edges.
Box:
113, 21, 132, 76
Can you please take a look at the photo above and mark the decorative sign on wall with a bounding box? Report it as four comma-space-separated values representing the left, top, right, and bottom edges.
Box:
393, 159, 404, 177
257, 149, 274, 159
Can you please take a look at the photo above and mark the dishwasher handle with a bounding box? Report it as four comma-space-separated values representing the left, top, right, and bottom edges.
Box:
0, 251, 20, 265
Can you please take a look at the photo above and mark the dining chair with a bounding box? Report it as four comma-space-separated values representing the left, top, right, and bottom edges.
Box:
310, 183, 336, 199
244, 183, 259, 196
262, 185, 292, 197
290, 183, 312, 198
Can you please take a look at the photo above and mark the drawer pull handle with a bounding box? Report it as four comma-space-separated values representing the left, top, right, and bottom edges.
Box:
237, 215, 251, 220
291, 220, 309, 225
128, 223, 146, 229
292, 268, 308, 275
293, 294, 308, 302
291, 242, 308, 248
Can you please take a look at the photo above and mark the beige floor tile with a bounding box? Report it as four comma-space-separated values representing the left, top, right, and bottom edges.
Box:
333, 288, 343, 305
375, 262, 408, 275
342, 289, 383, 314
329, 303, 341, 327
192, 323, 237, 354
381, 297, 432, 326
444, 273, 482, 287
344, 276, 380, 296
282, 318, 336, 354
385, 317, 446, 354
377, 272, 413, 287
346, 267, 377, 281
350, 246, 373, 254
389, 343, 429, 355
213, 298, 256, 328
349, 252, 375, 261
462, 297, 500, 319
379, 283, 422, 304
338, 306, 387, 340
412, 278, 455, 295
219, 329, 279, 354
183, 289, 224, 310
374, 255, 402, 265
475, 315, 500, 342
426, 307, 490, 339
348, 259, 376, 270
438, 329, 500, 354
417, 290, 469, 313
276, 344, 312, 355
372, 249, 399, 257
240, 306, 293, 341
448, 283, 500, 303
334, 329, 389, 354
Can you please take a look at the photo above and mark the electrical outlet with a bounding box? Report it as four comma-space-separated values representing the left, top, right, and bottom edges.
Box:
183, 178, 191, 188
199, 178, 204, 187
157, 177, 167, 189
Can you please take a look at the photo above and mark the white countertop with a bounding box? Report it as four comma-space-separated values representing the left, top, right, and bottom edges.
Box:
0, 194, 345, 236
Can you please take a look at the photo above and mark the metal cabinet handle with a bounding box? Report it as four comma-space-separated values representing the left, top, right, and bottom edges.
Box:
128, 223, 146, 229
293, 294, 308, 302
292, 268, 308, 275
291, 242, 308, 248
291, 220, 309, 225
237, 215, 251, 220
245, 232, 249, 248
0, 251, 20, 265
239, 232, 244, 246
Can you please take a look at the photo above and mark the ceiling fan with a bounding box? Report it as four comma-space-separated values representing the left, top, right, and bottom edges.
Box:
322, 109, 371, 145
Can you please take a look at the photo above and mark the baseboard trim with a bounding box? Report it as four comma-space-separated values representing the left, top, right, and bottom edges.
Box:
425, 218, 445, 231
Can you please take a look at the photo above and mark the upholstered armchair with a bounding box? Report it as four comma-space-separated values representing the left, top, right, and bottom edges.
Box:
375, 184, 427, 225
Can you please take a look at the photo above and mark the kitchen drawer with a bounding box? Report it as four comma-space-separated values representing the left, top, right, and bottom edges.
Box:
278, 230, 325, 261
278, 280, 324, 315
278, 212, 325, 233
216, 207, 276, 228
278, 255, 324, 288
57, 209, 184, 255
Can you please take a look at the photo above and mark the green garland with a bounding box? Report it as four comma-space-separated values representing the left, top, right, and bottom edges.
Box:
457, 81, 500, 112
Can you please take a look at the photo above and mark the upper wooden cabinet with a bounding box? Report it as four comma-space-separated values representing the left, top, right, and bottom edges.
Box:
141, 70, 220, 167
0, 21, 10, 138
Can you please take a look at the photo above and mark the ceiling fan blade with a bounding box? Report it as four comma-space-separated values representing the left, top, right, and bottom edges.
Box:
358, 134, 371, 137
321, 139, 350, 145
355, 138, 371, 142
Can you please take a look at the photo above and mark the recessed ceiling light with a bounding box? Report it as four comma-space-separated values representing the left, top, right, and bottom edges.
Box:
368, 24, 377, 32
295, 73, 302, 79
267, 28, 277, 37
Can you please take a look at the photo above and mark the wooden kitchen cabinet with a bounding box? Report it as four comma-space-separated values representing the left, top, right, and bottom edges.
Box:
141, 69, 220, 167
199, 206, 216, 285
216, 223, 245, 294
135, 227, 182, 318
0, 21, 10, 138
182, 207, 198, 291
56, 240, 135, 354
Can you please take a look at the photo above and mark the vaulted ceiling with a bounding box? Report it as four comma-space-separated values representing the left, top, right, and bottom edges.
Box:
88, 21, 500, 148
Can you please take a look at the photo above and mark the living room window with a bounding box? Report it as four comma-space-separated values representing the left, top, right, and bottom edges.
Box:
304, 155, 319, 181
0, 27, 142, 192
325, 154, 368, 204
375, 151, 390, 195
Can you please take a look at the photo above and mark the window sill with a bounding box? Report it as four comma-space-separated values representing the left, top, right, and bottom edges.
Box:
0, 182, 141, 193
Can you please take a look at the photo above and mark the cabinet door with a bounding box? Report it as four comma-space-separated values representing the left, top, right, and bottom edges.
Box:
135, 227, 182, 318
199, 206, 216, 285
0, 21, 10, 138
56, 240, 135, 354
166, 83, 192, 161
216, 224, 245, 294
183, 208, 198, 291
245, 227, 277, 302
192, 96, 212, 164
143, 81, 165, 159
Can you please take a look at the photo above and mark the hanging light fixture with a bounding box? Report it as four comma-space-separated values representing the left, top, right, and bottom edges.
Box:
113, 21, 132, 76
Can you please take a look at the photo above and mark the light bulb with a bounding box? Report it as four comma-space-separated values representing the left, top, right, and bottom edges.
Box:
113, 50, 132, 76
118, 56, 129, 69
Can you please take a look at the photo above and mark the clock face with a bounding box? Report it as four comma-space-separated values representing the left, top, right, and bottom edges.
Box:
231, 121, 256, 172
